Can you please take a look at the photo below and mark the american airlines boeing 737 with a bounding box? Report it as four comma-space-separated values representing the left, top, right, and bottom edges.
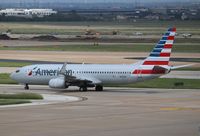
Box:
10, 28, 190, 91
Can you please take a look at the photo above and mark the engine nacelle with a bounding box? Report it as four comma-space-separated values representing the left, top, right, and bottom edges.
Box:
49, 77, 66, 89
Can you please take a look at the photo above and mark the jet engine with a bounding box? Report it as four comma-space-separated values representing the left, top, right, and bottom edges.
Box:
49, 77, 66, 89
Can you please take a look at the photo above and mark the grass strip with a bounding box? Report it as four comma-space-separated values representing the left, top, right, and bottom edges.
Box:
0, 99, 31, 105
0, 73, 17, 84
106, 78, 200, 89
0, 93, 43, 100
0, 92, 43, 105
175, 67, 200, 71
0, 62, 32, 67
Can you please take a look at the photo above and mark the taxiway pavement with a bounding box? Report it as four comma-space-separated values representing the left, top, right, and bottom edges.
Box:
0, 85, 200, 136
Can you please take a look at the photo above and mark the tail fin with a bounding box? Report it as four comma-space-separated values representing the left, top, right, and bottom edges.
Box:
143, 27, 176, 66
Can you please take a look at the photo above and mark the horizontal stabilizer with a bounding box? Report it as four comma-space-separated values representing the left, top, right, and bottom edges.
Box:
170, 64, 195, 70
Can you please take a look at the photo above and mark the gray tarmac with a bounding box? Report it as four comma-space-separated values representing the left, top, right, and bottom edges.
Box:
0, 85, 200, 136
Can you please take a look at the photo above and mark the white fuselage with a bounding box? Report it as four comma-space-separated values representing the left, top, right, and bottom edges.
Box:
10, 63, 161, 86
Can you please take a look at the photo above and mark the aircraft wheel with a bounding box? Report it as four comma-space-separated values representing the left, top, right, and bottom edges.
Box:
24, 84, 29, 90
95, 85, 103, 91
79, 86, 87, 92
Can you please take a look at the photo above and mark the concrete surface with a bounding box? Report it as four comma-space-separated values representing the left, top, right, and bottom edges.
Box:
0, 93, 81, 108
0, 85, 200, 136
0, 67, 18, 73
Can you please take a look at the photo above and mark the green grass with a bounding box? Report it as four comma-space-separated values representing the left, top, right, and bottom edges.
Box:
0, 43, 199, 53
0, 62, 32, 67
107, 78, 200, 89
0, 93, 43, 100
175, 67, 200, 71
0, 73, 17, 84
0, 92, 43, 105
0, 99, 31, 105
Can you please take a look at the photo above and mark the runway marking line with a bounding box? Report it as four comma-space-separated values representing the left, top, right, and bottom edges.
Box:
160, 107, 198, 111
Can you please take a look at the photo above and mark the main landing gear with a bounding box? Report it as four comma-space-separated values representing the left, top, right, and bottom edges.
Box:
95, 85, 103, 91
24, 83, 29, 90
79, 85, 103, 91
79, 86, 88, 92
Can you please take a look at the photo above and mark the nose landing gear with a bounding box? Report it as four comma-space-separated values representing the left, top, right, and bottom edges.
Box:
24, 84, 29, 90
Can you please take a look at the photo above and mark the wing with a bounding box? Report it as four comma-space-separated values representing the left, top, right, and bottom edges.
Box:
65, 75, 102, 87
59, 62, 101, 86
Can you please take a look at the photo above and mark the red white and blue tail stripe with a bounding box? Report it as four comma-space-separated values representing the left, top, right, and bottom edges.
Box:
132, 27, 176, 75
143, 27, 176, 66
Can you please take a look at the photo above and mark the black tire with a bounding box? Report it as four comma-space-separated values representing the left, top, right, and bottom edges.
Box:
95, 85, 103, 91
24, 84, 29, 90
83, 87, 87, 91
79, 86, 87, 92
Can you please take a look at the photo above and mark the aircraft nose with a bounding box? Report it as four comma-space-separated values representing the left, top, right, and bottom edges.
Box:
10, 69, 21, 81
10, 72, 16, 80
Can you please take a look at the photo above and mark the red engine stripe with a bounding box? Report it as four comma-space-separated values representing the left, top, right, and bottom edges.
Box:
143, 61, 169, 65
160, 53, 170, 57
167, 36, 174, 40
164, 44, 172, 48
133, 69, 166, 74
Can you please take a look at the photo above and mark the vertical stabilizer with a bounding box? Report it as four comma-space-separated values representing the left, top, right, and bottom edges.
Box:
143, 27, 176, 66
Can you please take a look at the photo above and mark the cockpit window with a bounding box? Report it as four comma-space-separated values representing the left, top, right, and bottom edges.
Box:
33, 66, 37, 70
15, 70, 20, 73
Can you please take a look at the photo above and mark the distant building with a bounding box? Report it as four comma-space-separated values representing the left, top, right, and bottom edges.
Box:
144, 15, 159, 20
181, 13, 188, 20
29, 9, 57, 17
151, 8, 167, 15
116, 15, 127, 20
0, 9, 57, 18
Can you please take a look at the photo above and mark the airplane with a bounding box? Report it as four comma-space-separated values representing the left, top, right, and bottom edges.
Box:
10, 27, 190, 91
182, 33, 192, 38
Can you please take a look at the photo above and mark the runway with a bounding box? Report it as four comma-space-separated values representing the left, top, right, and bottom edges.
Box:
0, 85, 200, 136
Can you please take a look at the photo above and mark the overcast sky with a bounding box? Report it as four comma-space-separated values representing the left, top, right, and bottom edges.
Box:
0, 0, 198, 3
